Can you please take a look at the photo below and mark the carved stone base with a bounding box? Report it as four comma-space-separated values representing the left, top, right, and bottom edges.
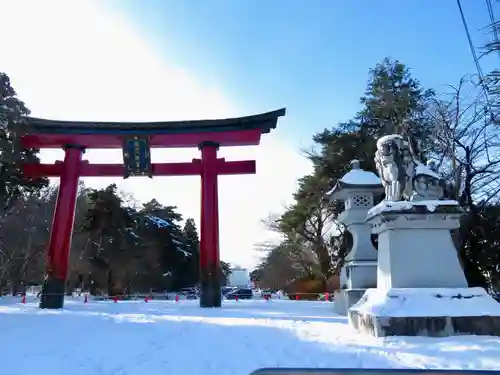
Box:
335, 260, 377, 316
348, 288, 500, 337
344, 261, 377, 290
366, 202, 468, 290
334, 289, 367, 316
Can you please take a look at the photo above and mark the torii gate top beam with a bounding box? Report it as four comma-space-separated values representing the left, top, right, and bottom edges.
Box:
21, 108, 286, 149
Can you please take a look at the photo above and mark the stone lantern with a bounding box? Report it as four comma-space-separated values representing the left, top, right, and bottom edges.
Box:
326, 160, 383, 315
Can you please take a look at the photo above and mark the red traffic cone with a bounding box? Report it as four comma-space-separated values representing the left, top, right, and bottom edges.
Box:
144, 296, 148, 303
175, 295, 179, 302
235, 295, 239, 302
113, 295, 118, 303
21, 294, 26, 304
325, 292, 329, 302
295, 294, 300, 301
264, 295, 269, 301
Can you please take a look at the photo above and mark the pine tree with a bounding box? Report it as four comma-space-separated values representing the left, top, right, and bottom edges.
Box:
220, 261, 231, 286
0, 72, 47, 213
134, 200, 186, 291
80, 184, 135, 295
277, 58, 436, 281
311, 58, 435, 180
182, 218, 200, 287
359, 58, 435, 158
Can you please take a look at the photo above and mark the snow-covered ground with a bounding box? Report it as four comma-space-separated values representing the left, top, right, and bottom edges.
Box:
1, 297, 500, 375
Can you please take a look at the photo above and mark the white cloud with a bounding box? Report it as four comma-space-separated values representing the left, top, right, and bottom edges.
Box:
0, 0, 312, 269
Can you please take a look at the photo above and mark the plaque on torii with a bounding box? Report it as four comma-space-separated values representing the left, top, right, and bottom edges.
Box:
122, 136, 153, 178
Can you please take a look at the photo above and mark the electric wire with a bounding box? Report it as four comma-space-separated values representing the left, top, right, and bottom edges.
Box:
485, 0, 500, 59
456, 0, 495, 117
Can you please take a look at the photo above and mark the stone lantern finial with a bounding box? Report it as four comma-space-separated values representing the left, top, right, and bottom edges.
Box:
350, 159, 361, 170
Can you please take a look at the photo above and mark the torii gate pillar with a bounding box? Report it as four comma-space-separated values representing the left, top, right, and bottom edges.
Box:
199, 141, 221, 307
40, 145, 84, 309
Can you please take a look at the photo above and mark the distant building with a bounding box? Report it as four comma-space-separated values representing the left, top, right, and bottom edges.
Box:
228, 267, 250, 287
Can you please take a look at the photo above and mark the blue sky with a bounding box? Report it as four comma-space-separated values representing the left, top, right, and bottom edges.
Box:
2, 0, 497, 269
107, 0, 497, 146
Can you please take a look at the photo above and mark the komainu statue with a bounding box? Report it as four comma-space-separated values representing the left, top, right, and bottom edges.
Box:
375, 134, 445, 202
410, 160, 445, 201
374, 134, 415, 202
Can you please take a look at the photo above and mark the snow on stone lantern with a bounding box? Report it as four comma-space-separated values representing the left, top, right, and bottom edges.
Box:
326, 159, 383, 315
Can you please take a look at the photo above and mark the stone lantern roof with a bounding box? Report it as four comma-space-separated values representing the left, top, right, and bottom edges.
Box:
326, 160, 383, 201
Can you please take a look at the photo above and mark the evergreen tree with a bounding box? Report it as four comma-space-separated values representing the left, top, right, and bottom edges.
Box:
311, 58, 435, 180
359, 58, 435, 155
220, 261, 231, 286
181, 218, 200, 287
0, 72, 47, 213
81, 184, 136, 295
277, 58, 435, 282
135, 200, 189, 291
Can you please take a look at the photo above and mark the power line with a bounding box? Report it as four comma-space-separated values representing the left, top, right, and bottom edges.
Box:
485, 0, 500, 60
457, 0, 486, 81
456, 0, 494, 114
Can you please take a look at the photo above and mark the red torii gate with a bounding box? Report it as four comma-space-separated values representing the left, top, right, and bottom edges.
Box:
21, 108, 286, 309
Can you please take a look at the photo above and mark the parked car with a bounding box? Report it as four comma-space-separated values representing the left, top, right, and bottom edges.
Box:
222, 286, 236, 296
226, 288, 253, 300
180, 287, 198, 299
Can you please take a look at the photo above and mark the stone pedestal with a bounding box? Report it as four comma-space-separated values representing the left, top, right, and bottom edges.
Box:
369, 200, 467, 289
349, 200, 500, 337
349, 288, 500, 337
334, 261, 378, 315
